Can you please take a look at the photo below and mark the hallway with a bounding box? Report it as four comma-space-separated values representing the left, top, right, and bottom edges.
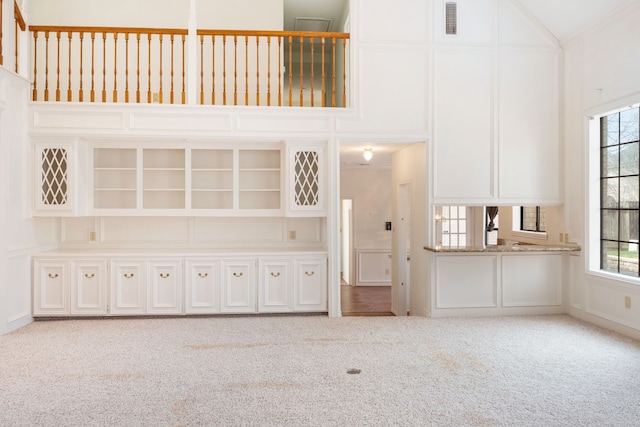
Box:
340, 284, 393, 316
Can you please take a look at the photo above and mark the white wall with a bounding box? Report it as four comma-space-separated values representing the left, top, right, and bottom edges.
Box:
339, 168, 392, 249
564, 2, 640, 339
0, 68, 57, 334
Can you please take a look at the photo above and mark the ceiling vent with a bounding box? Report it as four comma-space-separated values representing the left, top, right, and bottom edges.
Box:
295, 17, 334, 32
445, 2, 457, 35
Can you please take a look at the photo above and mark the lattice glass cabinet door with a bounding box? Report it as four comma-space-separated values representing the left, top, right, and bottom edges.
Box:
288, 144, 325, 215
35, 143, 74, 212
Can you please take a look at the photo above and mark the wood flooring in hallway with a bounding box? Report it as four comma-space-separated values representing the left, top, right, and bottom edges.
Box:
340, 284, 393, 316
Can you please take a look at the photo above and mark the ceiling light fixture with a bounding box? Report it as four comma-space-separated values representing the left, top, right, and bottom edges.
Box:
363, 147, 373, 162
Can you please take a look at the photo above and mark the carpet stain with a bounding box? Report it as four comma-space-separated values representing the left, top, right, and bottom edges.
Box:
100, 373, 145, 381
184, 343, 271, 350
172, 396, 197, 418
435, 352, 487, 374
224, 381, 300, 391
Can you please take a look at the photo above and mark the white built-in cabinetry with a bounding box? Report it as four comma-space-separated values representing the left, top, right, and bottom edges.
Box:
427, 252, 565, 317
33, 140, 326, 217
33, 252, 327, 317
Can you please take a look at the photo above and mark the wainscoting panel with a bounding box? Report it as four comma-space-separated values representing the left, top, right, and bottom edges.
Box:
356, 249, 391, 286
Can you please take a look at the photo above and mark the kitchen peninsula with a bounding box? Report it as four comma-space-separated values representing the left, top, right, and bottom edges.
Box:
424, 242, 581, 317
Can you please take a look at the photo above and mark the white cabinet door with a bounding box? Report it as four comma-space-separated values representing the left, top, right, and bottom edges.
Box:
148, 260, 183, 314
221, 258, 256, 313
259, 258, 292, 313
294, 257, 327, 312
110, 260, 146, 315
34, 141, 87, 216
33, 260, 70, 316
185, 259, 221, 314
287, 143, 325, 216
71, 260, 107, 315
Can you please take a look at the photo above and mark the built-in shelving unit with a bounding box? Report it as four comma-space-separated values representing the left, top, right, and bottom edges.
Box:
191, 149, 234, 210
239, 149, 281, 210
93, 148, 137, 209
142, 149, 186, 209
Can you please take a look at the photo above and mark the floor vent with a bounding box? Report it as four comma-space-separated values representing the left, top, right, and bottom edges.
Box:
445, 2, 457, 35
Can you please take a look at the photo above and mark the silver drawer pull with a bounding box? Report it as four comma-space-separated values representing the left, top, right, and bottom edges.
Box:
160, 273, 170, 278
84, 273, 95, 278
48, 273, 59, 279
305, 271, 315, 276
198, 272, 209, 278
124, 273, 135, 278
233, 272, 243, 278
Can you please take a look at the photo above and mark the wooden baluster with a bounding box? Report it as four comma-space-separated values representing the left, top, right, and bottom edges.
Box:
90, 31, 95, 102
299, 36, 304, 107
277, 36, 282, 106
256, 36, 260, 106
170, 34, 175, 104
32, 31, 38, 101
199, 34, 204, 104
0, 0, 3, 66
331, 38, 336, 107
288, 36, 292, 106
113, 33, 118, 102
211, 35, 215, 105
55, 31, 61, 101
44, 31, 50, 101
125, 33, 130, 103
181, 34, 186, 104
342, 37, 347, 107
102, 32, 107, 102
67, 32, 72, 101
15, 2, 26, 73
79, 32, 84, 102
310, 36, 314, 107
222, 35, 227, 105
136, 33, 140, 103
233, 35, 238, 105
244, 36, 249, 105
267, 36, 271, 106
147, 33, 152, 103
321, 37, 326, 107
158, 33, 163, 103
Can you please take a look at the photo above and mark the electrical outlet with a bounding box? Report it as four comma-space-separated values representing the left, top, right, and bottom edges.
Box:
152, 92, 159, 103
564, 233, 569, 243
559, 232, 563, 242
89, 231, 96, 242
289, 230, 296, 240
625, 296, 631, 309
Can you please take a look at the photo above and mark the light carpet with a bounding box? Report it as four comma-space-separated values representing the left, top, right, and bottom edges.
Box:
1, 315, 639, 426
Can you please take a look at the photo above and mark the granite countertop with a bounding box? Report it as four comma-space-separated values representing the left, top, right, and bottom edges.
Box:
423, 243, 581, 253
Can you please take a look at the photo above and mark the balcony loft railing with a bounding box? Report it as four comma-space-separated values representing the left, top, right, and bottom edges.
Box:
0, 0, 26, 73
28, 25, 350, 107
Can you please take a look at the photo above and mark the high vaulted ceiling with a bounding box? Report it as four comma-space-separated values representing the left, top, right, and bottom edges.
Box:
286, 0, 637, 168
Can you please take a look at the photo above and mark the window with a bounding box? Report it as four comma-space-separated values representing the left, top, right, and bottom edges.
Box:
436, 206, 467, 247
520, 206, 546, 233
600, 106, 640, 277
485, 207, 499, 246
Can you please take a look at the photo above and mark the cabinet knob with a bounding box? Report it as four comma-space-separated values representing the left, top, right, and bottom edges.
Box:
270, 272, 281, 277
47, 273, 59, 279
305, 271, 315, 276
124, 273, 135, 278
198, 272, 209, 278
160, 273, 170, 278
233, 272, 243, 278
84, 273, 95, 278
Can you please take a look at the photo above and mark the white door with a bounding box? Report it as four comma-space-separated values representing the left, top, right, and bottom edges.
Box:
221, 258, 256, 313
393, 182, 411, 316
258, 258, 292, 312
110, 260, 146, 315
148, 261, 183, 314
71, 260, 107, 315
185, 259, 221, 314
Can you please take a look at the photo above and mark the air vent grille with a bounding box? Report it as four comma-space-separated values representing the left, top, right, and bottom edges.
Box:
445, 2, 457, 35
